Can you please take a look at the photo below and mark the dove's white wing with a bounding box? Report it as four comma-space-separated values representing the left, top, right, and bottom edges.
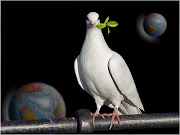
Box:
74, 55, 85, 90
108, 52, 144, 111
74, 56, 92, 96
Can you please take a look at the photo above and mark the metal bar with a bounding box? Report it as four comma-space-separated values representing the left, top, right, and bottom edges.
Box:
1, 117, 77, 134
93, 112, 179, 131
1, 109, 179, 133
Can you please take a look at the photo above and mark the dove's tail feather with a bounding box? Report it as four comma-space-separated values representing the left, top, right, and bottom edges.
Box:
105, 99, 143, 116
117, 110, 123, 115
117, 107, 142, 115
120, 101, 142, 115
106, 101, 142, 115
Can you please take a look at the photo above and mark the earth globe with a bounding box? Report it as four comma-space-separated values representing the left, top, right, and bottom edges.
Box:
143, 13, 167, 37
8, 82, 66, 120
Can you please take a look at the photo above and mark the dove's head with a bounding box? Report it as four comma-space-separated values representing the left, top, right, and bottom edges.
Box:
86, 12, 100, 29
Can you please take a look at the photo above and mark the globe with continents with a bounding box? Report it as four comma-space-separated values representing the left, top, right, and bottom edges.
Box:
8, 82, 66, 120
143, 13, 167, 37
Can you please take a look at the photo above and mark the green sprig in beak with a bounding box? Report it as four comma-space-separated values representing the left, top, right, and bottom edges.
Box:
96, 16, 118, 34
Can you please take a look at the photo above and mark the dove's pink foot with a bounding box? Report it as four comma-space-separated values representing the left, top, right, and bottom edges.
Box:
103, 107, 120, 130
92, 109, 105, 122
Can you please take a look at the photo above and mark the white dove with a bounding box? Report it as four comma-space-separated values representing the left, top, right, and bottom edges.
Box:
74, 12, 144, 129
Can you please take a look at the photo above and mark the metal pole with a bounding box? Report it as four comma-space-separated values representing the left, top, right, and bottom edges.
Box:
1, 109, 179, 134
1, 117, 77, 134
93, 112, 179, 131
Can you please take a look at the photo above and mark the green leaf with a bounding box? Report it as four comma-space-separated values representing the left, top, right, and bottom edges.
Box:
108, 26, 110, 34
96, 23, 106, 29
107, 21, 118, 27
104, 16, 109, 24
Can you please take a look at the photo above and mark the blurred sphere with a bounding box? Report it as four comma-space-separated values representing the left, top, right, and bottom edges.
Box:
143, 13, 167, 37
8, 82, 66, 120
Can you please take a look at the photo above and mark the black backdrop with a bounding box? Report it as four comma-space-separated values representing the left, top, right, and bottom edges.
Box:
2, 1, 179, 133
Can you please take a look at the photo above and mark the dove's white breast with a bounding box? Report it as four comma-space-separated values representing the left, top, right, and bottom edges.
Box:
79, 28, 123, 103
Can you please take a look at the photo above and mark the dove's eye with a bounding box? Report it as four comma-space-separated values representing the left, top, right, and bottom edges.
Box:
97, 17, 99, 21
87, 17, 90, 21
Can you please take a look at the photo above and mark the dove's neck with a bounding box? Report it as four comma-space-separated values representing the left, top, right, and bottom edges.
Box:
81, 28, 111, 55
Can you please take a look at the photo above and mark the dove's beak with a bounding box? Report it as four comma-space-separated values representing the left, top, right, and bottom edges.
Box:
91, 22, 96, 28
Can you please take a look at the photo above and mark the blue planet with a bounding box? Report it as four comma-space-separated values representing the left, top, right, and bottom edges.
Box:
8, 82, 66, 120
143, 13, 167, 37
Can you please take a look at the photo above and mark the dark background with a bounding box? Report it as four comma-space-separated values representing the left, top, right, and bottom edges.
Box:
1, 1, 179, 134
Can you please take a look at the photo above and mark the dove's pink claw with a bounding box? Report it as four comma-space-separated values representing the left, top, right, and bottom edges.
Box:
92, 109, 105, 122
103, 107, 120, 130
